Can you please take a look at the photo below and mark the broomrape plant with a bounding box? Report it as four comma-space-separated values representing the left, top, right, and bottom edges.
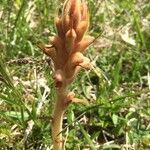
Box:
39, 0, 93, 149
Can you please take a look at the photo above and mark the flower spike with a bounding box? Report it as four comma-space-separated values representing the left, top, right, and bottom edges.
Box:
40, 0, 93, 149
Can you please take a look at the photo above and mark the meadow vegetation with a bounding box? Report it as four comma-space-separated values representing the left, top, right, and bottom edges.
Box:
0, 0, 149, 149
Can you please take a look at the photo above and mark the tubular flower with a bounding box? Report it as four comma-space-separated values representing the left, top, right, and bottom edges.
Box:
41, 0, 94, 90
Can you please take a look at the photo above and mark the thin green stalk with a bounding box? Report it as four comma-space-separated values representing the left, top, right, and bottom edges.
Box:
79, 123, 96, 150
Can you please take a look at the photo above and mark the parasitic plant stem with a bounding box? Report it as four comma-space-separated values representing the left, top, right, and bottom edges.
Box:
40, 0, 93, 149
52, 90, 67, 150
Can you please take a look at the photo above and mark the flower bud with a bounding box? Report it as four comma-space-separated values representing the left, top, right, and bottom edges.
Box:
65, 28, 77, 53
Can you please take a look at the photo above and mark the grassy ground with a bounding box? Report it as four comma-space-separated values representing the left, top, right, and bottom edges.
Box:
0, 0, 150, 149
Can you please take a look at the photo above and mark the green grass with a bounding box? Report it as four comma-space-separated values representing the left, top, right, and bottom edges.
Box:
0, 0, 149, 149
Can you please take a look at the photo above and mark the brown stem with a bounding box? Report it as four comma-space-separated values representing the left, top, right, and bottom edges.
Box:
52, 89, 68, 150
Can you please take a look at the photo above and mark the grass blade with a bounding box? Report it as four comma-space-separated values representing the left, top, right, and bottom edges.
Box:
78, 123, 97, 150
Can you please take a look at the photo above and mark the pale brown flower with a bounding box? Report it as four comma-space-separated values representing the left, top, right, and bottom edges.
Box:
41, 0, 93, 89
39, 1, 93, 149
